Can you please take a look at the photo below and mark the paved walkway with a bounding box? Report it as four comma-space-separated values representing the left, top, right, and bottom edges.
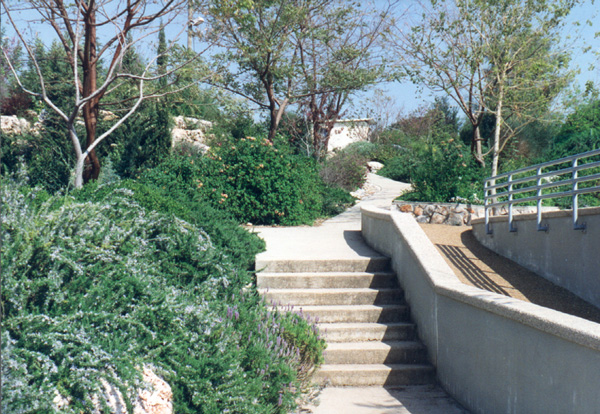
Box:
255, 174, 468, 414
421, 223, 600, 324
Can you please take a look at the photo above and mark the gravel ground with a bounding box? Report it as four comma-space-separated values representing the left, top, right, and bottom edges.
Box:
420, 223, 600, 324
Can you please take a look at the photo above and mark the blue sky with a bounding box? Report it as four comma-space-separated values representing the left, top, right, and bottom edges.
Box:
2, 0, 599, 120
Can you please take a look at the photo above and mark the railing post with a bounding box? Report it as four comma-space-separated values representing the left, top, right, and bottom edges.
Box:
573, 157, 586, 230
485, 179, 493, 234
508, 174, 516, 232
537, 166, 548, 232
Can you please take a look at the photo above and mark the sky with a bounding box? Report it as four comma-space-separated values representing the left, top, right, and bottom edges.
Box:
2, 0, 599, 122
359, 0, 600, 122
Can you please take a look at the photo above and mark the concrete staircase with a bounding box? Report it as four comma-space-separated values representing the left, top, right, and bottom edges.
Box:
257, 255, 435, 387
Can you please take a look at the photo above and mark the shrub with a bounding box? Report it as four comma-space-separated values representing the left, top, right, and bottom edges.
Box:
319, 185, 356, 217
143, 136, 325, 225
113, 100, 173, 177
1, 175, 324, 414
0, 113, 74, 193
73, 179, 264, 270
400, 137, 483, 203
342, 141, 378, 159
319, 150, 368, 191
378, 154, 414, 183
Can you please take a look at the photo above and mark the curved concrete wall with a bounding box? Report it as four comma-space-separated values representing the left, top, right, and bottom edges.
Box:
471, 208, 600, 308
361, 206, 600, 414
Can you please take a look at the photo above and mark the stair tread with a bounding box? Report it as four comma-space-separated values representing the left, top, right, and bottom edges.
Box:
291, 304, 407, 310
261, 287, 402, 294
258, 271, 396, 277
326, 341, 425, 350
319, 322, 414, 329
318, 363, 433, 371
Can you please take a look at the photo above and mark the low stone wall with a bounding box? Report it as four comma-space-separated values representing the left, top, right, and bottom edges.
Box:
393, 201, 559, 226
393, 202, 482, 226
361, 205, 600, 414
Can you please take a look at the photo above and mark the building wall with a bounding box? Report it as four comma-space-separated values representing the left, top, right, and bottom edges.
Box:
327, 120, 371, 152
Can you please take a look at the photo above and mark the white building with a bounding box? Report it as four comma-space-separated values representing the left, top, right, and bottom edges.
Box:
327, 118, 374, 152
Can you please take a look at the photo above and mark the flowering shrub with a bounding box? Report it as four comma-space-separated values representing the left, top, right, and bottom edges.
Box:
72, 179, 264, 270
1, 174, 324, 413
143, 136, 327, 225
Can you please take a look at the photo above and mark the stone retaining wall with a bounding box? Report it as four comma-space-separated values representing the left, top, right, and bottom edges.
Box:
393, 201, 559, 226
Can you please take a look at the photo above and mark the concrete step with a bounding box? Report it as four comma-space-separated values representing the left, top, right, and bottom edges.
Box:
256, 257, 390, 273
262, 288, 404, 306
292, 304, 409, 323
256, 271, 398, 289
314, 364, 436, 387
319, 322, 416, 342
324, 341, 428, 365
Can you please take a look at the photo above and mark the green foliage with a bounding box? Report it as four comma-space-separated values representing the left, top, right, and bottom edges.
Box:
113, 100, 173, 177
21, 40, 76, 112
73, 178, 264, 270
0, 113, 74, 193
378, 155, 414, 183
399, 136, 484, 203
544, 99, 600, 160
319, 184, 356, 217
1, 174, 324, 413
144, 136, 328, 225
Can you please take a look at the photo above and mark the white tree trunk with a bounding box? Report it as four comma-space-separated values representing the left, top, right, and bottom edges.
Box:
74, 156, 86, 189
492, 87, 504, 178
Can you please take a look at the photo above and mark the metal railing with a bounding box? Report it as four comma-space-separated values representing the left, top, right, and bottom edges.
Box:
484, 148, 600, 234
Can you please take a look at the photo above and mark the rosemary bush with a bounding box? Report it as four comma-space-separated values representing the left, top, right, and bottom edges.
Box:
1, 173, 325, 413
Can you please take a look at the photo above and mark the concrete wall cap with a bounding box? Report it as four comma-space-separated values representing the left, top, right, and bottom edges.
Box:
472, 206, 600, 225
361, 205, 600, 352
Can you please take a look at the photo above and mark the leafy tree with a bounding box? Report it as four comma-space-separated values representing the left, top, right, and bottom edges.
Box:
199, 0, 395, 145
475, 0, 576, 177
394, 0, 577, 174
545, 98, 600, 159
295, 0, 396, 158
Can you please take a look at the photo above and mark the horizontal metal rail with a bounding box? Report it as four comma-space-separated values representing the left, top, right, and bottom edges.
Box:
484, 148, 600, 234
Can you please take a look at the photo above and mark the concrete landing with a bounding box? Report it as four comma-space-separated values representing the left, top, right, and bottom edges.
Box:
255, 173, 410, 267
300, 386, 468, 414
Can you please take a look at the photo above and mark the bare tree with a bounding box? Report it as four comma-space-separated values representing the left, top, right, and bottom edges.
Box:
1, 0, 206, 188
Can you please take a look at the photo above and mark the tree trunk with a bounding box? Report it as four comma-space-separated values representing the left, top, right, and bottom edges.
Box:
473, 126, 485, 167
492, 86, 504, 178
471, 110, 485, 167
81, 4, 101, 183
489, 81, 504, 214
267, 103, 279, 142
188, 0, 194, 50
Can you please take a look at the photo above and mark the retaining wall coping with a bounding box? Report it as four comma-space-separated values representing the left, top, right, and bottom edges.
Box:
472, 206, 600, 224
361, 205, 600, 352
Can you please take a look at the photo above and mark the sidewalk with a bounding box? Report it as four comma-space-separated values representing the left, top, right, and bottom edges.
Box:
255, 174, 469, 414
